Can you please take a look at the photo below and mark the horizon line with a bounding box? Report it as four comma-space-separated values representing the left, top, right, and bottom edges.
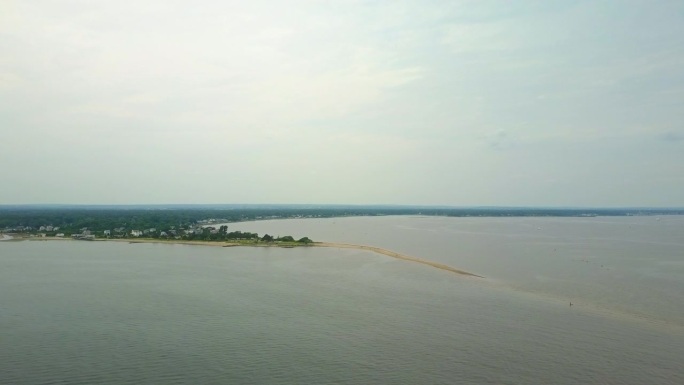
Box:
1, 204, 683, 210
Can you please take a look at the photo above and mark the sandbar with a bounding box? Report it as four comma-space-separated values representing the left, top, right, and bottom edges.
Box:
315, 242, 484, 278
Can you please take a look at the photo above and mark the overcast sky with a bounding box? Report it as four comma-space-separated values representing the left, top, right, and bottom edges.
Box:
1, 1, 683, 206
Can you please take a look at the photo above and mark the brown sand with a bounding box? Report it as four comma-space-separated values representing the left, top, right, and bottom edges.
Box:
315, 242, 483, 278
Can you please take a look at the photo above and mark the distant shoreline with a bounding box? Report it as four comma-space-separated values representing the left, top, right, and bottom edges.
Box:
8, 236, 483, 278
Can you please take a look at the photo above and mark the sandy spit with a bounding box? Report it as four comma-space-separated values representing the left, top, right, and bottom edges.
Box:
315, 242, 484, 278
12, 237, 482, 278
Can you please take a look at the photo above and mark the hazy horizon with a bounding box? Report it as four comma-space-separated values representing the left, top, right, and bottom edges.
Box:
2, 1, 683, 206
2, 203, 683, 211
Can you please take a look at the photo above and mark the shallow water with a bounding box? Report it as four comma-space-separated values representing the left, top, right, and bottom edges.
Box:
1, 216, 683, 384
229, 215, 684, 327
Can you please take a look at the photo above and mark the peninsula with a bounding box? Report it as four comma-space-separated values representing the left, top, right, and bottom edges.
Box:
7, 234, 483, 278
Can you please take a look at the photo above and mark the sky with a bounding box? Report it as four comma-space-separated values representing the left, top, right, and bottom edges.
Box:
1, 0, 683, 206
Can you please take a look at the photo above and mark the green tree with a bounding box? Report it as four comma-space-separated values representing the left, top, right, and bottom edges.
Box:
261, 234, 274, 242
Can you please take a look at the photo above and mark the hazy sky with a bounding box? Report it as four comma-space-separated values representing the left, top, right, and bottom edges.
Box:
1, 1, 683, 206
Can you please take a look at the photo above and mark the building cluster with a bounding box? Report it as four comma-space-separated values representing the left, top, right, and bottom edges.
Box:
1, 225, 60, 233
1, 224, 66, 238
195, 218, 228, 225
72, 229, 95, 240
100, 226, 210, 239
2, 220, 227, 240
38, 225, 60, 232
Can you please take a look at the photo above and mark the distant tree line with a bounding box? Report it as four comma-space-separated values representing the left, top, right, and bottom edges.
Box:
1, 206, 681, 236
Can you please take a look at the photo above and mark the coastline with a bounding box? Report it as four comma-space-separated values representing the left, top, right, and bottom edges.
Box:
9, 236, 483, 278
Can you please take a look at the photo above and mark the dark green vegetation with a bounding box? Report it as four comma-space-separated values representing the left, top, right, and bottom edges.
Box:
0, 207, 324, 242
182, 226, 311, 245
1, 205, 682, 239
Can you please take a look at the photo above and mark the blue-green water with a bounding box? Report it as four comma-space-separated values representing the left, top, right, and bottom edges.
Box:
1, 217, 683, 384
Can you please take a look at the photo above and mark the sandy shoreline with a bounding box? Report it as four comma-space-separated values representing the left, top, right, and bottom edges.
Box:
9, 236, 482, 278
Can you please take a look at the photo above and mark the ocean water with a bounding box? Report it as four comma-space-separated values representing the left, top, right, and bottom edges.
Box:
229, 215, 684, 327
1, 216, 683, 384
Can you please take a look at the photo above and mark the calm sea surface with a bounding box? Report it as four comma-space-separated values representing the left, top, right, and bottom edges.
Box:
1, 216, 683, 384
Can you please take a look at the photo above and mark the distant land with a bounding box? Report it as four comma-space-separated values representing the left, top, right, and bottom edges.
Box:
3, 204, 682, 279
1, 204, 683, 239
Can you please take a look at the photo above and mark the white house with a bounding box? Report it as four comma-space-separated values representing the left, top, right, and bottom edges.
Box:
104, 230, 111, 236
131, 230, 143, 237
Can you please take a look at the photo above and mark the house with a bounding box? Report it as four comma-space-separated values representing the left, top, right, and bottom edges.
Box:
104, 230, 111, 236
160, 231, 168, 237
71, 233, 95, 240
55, 233, 65, 237
131, 230, 143, 237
